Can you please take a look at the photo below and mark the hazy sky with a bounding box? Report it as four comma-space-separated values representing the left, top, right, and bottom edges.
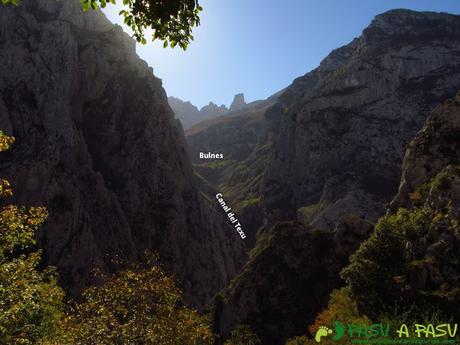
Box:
102, 1, 460, 109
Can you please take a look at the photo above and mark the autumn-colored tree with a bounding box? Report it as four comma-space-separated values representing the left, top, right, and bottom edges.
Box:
284, 288, 370, 345
0, 131, 64, 345
308, 288, 370, 337
58, 254, 214, 345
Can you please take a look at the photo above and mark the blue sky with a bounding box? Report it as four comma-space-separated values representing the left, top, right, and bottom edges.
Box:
102, 1, 460, 109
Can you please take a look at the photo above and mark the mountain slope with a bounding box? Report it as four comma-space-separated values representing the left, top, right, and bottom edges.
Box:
0, 0, 246, 308
211, 9, 460, 344
262, 9, 460, 231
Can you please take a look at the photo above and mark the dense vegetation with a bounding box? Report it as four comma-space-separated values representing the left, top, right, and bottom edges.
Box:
0, 131, 217, 345
342, 166, 460, 320
286, 166, 460, 344
57, 255, 214, 345
0, 131, 64, 345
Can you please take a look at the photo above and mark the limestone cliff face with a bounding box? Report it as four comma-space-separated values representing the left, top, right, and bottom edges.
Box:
262, 9, 460, 231
0, 0, 245, 307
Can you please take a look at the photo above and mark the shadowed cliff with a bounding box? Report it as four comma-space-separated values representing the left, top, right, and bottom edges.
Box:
0, 0, 246, 308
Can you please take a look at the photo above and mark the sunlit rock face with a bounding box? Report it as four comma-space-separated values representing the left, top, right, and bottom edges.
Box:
0, 0, 246, 308
262, 9, 460, 231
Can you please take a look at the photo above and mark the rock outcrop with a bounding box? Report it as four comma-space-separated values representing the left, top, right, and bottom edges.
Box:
0, 0, 246, 308
168, 96, 228, 129
391, 91, 460, 210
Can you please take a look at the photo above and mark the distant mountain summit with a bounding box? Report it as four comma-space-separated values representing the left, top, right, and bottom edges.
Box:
229, 93, 247, 112
168, 93, 250, 129
200, 101, 228, 118
168, 96, 228, 129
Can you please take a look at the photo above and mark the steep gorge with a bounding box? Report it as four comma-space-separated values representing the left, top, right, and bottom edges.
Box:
186, 91, 282, 247
2, 2, 460, 343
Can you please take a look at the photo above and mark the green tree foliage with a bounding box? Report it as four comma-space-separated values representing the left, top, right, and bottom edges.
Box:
341, 207, 433, 318
0, 130, 215, 344
57, 255, 214, 345
80, 0, 202, 48
342, 166, 460, 319
0, 131, 64, 345
0, 0, 19, 6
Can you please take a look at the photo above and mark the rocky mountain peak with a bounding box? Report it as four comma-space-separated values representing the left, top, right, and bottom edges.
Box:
229, 93, 246, 112
168, 96, 228, 129
364, 8, 460, 39
200, 101, 228, 117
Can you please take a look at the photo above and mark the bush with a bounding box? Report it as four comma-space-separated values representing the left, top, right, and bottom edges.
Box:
308, 288, 370, 336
